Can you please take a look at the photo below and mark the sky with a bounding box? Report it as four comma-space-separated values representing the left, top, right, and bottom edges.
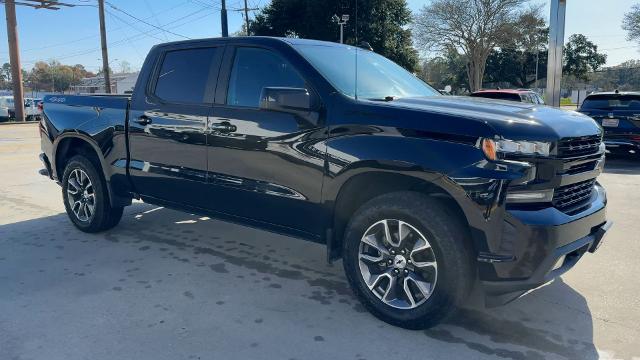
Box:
0, 0, 638, 73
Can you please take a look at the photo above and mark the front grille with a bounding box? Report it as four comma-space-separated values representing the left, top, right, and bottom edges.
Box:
553, 179, 596, 214
562, 160, 598, 175
558, 135, 602, 158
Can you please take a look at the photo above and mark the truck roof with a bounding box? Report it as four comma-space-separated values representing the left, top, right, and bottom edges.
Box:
153, 36, 347, 50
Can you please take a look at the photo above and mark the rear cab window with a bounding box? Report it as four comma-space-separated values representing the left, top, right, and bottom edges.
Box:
154, 47, 221, 104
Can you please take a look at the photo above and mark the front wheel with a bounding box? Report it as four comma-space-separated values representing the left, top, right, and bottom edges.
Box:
342, 191, 473, 329
61, 155, 123, 233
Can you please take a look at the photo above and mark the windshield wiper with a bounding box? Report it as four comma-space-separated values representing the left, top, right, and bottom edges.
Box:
366, 96, 396, 102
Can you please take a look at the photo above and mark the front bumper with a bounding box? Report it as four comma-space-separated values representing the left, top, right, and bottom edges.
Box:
479, 184, 611, 306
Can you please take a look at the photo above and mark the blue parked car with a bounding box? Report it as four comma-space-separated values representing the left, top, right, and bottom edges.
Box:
579, 91, 640, 156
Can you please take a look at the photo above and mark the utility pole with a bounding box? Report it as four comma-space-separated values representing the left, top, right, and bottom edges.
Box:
243, 0, 250, 35
221, 0, 228, 37
98, 0, 111, 93
4, 0, 25, 122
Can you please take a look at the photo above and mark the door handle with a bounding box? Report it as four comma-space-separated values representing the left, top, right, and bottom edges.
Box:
209, 121, 237, 133
135, 115, 152, 126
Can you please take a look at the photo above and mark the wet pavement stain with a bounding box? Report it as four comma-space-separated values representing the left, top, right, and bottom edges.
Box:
209, 263, 229, 273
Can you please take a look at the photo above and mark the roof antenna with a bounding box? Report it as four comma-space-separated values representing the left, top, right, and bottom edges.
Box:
354, 0, 359, 100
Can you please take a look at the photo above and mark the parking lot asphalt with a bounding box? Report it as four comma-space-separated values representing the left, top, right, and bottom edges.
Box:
1, 123, 639, 360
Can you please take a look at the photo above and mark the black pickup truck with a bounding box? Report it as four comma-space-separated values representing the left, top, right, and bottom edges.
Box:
39, 37, 611, 329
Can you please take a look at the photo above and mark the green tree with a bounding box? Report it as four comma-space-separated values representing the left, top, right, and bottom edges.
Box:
484, 6, 548, 88
563, 34, 607, 81
250, 0, 419, 71
420, 47, 468, 93
414, 0, 528, 92
589, 60, 640, 91
26, 61, 94, 92
623, 4, 640, 44
0, 63, 11, 89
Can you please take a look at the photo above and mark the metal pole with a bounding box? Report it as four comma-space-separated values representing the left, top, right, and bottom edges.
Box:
221, 0, 229, 37
546, 0, 567, 107
535, 48, 539, 89
98, 0, 111, 93
4, 0, 25, 122
339, 24, 344, 44
243, 0, 250, 35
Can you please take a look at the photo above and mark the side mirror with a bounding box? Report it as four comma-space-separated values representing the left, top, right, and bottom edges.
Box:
259, 87, 318, 113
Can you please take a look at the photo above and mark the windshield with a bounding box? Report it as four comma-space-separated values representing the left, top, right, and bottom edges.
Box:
582, 95, 640, 111
294, 44, 439, 100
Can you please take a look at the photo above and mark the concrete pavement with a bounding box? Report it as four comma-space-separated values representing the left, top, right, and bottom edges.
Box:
1, 123, 639, 360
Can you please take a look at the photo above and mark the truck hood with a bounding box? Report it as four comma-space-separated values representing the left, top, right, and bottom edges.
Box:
386, 96, 602, 141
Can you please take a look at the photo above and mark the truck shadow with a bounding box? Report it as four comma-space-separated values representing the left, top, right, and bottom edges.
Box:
0, 203, 598, 360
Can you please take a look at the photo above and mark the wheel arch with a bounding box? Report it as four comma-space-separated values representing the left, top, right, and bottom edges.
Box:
53, 133, 122, 207
328, 169, 475, 262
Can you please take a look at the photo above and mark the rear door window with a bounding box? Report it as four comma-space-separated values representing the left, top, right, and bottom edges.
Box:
154, 47, 220, 104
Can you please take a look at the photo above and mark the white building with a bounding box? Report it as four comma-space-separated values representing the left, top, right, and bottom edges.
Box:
71, 72, 139, 94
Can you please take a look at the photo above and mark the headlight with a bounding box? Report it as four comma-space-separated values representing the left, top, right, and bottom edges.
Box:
506, 189, 554, 203
481, 138, 551, 160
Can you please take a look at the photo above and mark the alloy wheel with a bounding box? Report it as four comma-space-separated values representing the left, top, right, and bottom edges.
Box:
358, 219, 438, 309
66, 168, 96, 222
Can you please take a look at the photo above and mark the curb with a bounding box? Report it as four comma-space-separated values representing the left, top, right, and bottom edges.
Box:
0, 121, 39, 126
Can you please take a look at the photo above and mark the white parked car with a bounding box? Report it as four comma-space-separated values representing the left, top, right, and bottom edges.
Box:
0, 96, 14, 121
23, 98, 43, 120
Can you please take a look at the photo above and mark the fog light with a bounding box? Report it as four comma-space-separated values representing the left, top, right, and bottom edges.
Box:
552, 255, 566, 271
506, 189, 554, 203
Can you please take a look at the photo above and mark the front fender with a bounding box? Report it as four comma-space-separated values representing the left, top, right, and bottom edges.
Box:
322, 126, 534, 262
323, 126, 486, 201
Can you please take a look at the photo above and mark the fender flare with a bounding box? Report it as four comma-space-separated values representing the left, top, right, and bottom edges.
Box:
52, 131, 122, 207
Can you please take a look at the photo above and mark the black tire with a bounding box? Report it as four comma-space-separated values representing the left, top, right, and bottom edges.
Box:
342, 191, 473, 329
61, 154, 123, 233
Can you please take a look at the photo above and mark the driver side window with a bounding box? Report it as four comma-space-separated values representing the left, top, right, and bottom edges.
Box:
226, 47, 306, 108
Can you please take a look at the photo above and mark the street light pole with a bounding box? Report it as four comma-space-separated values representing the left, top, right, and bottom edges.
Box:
331, 14, 349, 44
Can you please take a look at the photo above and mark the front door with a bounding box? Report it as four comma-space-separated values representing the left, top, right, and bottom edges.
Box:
207, 46, 327, 237
128, 45, 223, 209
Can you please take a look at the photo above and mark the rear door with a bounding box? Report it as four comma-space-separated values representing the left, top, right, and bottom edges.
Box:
128, 44, 224, 208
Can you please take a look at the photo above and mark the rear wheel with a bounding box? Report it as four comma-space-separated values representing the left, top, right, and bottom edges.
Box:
62, 155, 123, 232
342, 191, 473, 329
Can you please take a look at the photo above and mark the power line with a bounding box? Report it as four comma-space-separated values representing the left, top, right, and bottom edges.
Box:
144, 0, 169, 42
106, 8, 165, 42
105, 1, 191, 40
0, 0, 193, 54
47, 9, 211, 62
